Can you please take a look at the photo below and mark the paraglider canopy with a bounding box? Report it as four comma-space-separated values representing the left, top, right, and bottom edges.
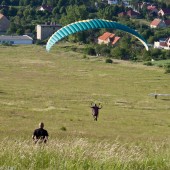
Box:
46, 19, 149, 51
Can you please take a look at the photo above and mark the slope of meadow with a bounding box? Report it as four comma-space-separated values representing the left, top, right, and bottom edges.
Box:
0, 43, 170, 169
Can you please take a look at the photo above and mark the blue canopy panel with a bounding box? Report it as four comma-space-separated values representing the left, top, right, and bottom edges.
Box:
46, 19, 148, 51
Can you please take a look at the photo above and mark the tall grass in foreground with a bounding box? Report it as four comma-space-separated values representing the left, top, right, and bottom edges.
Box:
1, 138, 170, 170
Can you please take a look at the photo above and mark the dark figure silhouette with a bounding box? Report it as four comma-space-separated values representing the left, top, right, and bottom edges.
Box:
90, 103, 102, 121
32, 122, 49, 144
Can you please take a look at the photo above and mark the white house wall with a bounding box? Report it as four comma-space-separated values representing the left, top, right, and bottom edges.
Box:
154, 41, 161, 48
36, 24, 62, 40
154, 41, 170, 50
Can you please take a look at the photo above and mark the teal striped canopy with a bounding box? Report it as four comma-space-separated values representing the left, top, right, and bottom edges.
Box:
46, 19, 148, 51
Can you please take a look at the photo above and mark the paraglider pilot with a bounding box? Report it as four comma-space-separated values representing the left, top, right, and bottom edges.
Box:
90, 103, 102, 121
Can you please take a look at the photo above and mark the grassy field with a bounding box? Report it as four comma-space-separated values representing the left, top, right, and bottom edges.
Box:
0, 43, 170, 169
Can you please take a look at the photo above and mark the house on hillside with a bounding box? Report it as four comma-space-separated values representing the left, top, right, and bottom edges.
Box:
118, 10, 140, 18
0, 13, 10, 33
118, 12, 126, 17
158, 8, 170, 17
108, 0, 118, 5
101, 0, 118, 5
122, 0, 130, 7
139, 2, 151, 9
147, 5, 158, 16
0, 35, 33, 45
154, 37, 170, 50
147, 5, 158, 13
37, 5, 53, 12
98, 32, 120, 46
36, 23, 62, 40
150, 18, 166, 28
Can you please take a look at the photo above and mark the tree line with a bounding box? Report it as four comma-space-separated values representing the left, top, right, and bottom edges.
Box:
0, 0, 170, 62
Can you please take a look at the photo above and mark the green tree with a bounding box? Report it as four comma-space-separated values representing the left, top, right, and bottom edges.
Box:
148, 36, 155, 44
165, 50, 170, 59
97, 5, 120, 20
10, 0, 19, 5
42, 0, 47, 5
8, 7, 18, 16
7, 23, 17, 34
142, 29, 154, 40
0, 8, 8, 16
84, 46, 96, 56
164, 63, 170, 74
57, 0, 67, 9
19, 0, 25, 6
111, 47, 127, 60
52, 6, 59, 15
95, 44, 111, 57
150, 48, 162, 60
24, 0, 29, 6
140, 49, 151, 61
60, 5, 88, 25
23, 8, 30, 18
16, 28, 24, 35
17, 8, 24, 17
100, 46, 111, 57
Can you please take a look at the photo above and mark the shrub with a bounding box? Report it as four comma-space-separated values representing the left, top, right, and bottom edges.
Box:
71, 47, 77, 51
164, 63, 170, 74
60, 126, 67, 131
35, 40, 46, 45
83, 55, 87, 59
158, 64, 163, 68
105, 58, 113, 63
143, 61, 153, 66
84, 47, 96, 56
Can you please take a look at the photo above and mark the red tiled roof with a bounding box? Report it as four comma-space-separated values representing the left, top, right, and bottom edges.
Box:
0, 13, 9, 21
118, 10, 140, 17
150, 19, 161, 26
111, 36, 120, 45
98, 32, 115, 41
118, 12, 126, 16
160, 42, 168, 47
127, 10, 140, 16
0, 13, 4, 19
98, 32, 120, 45
147, 5, 157, 11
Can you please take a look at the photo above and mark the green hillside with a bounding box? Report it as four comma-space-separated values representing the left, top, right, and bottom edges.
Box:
0, 44, 170, 169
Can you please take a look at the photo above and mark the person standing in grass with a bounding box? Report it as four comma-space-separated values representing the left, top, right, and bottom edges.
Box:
90, 103, 102, 121
32, 122, 49, 144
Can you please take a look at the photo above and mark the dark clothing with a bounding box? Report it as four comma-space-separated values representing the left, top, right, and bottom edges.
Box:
33, 128, 48, 139
91, 106, 101, 116
91, 105, 102, 121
